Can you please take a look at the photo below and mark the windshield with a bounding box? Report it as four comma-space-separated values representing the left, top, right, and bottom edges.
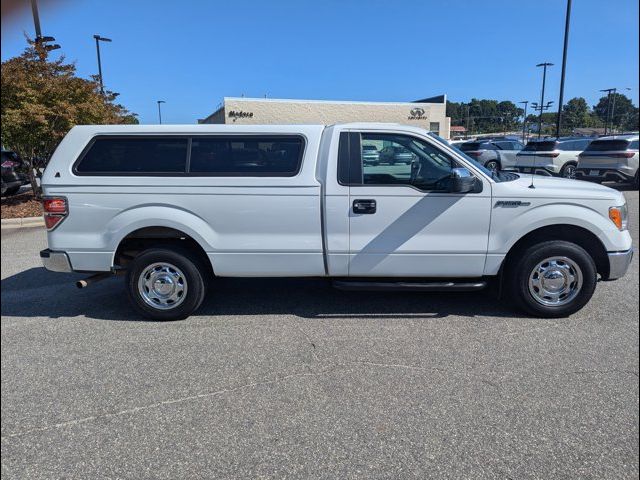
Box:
427, 132, 492, 175
427, 132, 518, 182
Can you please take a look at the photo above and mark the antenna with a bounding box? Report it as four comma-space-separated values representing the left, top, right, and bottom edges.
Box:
529, 147, 536, 188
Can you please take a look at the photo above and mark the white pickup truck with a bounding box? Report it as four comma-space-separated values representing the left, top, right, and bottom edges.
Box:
40, 124, 633, 320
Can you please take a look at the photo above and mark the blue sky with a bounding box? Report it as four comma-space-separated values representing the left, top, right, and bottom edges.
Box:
2, 0, 638, 124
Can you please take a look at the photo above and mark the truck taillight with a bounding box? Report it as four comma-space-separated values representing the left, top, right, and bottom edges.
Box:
43, 196, 68, 230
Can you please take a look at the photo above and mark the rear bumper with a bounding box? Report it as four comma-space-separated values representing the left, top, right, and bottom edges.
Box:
513, 166, 557, 176
606, 249, 634, 280
575, 168, 636, 183
40, 249, 73, 273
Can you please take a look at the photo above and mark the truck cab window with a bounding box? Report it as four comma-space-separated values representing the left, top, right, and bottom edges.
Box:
360, 133, 453, 191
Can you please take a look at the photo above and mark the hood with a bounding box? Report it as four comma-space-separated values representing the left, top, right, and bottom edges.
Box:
493, 174, 625, 202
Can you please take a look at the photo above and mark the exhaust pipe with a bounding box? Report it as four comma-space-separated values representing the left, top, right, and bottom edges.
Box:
76, 272, 114, 289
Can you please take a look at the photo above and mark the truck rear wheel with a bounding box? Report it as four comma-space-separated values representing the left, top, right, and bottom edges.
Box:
126, 247, 207, 320
505, 240, 597, 318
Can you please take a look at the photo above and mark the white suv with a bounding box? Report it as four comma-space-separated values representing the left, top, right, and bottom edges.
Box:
515, 137, 592, 178
576, 135, 639, 188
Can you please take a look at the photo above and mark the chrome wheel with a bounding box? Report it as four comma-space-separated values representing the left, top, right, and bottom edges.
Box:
562, 164, 576, 179
486, 161, 499, 172
137, 262, 188, 310
528, 256, 583, 307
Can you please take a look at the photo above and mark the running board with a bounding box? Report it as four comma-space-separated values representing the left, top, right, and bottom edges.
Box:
332, 280, 487, 292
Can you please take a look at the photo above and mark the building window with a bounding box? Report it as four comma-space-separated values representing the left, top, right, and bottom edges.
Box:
429, 122, 440, 135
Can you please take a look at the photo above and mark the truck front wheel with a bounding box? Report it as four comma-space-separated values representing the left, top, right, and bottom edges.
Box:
126, 247, 207, 321
505, 240, 597, 318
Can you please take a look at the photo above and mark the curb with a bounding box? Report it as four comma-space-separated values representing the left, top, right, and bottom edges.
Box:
1, 216, 45, 228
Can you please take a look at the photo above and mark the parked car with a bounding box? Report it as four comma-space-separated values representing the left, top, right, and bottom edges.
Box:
1, 150, 29, 196
362, 144, 380, 165
515, 137, 592, 178
40, 124, 632, 320
458, 138, 524, 172
379, 145, 414, 164
575, 135, 639, 189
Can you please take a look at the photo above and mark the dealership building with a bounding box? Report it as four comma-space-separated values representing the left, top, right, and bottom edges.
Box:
198, 95, 451, 139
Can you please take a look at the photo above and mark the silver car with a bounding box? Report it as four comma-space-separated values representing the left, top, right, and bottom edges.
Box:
458, 138, 524, 172
576, 135, 639, 188
362, 144, 380, 165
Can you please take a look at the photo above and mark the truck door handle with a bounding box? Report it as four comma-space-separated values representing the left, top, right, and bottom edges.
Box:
353, 199, 376, 214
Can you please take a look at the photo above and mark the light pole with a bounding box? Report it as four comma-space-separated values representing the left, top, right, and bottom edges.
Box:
157, 101, 166, 124
93, 35, 112, 95
555, 0, 572, 138
519, 100, 529, 143
30, 0, 60, 56
531, 101, 554, 137
536, 63, 554, 138
600, 88, 615, 135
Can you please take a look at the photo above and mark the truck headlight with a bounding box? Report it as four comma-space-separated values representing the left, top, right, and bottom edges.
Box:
609, 204, 628, 231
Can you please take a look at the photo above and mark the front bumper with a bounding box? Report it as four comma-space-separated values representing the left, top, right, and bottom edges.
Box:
606, 249, 634, 280
40, 249, 73, 273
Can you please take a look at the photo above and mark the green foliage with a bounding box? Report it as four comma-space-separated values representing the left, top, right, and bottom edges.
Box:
447, 98, 523, 134
562, 97, 591, 130
449, 94, 638, 136
593, 93, 639, 132
1, 40, 138, 194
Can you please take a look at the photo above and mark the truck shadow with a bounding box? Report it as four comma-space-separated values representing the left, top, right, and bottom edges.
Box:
1, 267, 518, 322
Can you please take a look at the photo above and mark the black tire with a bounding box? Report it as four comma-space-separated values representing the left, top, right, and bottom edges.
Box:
634, 171, 639, 190
505, 240, 597, 318
126, 246, 207, 321
560, 162, 577, 179
485, 160, 501, 172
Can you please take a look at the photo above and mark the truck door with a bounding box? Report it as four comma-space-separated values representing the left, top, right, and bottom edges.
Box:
344, 131, 492, 277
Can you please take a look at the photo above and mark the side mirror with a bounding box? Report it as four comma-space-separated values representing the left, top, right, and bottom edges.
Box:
451, 167, 477, 193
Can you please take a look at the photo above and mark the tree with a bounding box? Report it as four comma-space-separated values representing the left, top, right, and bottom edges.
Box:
593, 93, 639, 133
561, 97, 591, 133
1, 40, 138, 195
447, 99, 523, 135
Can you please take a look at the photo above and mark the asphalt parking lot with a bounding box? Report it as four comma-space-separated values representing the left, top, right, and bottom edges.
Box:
1, 189, 638, 479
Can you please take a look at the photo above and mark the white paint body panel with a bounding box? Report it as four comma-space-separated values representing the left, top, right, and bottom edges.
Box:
42, 124, 631, 278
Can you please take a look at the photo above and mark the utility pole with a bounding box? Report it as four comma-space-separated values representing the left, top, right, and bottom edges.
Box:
93, 35, 112, 95
157, 100, 166, 124
536, 63, 554, 138
519, 101, 529, 143
555, 0, 572, 138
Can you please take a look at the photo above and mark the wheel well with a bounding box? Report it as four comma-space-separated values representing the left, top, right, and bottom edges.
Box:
503, 224, 609, 279
114, 227, 213, 276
